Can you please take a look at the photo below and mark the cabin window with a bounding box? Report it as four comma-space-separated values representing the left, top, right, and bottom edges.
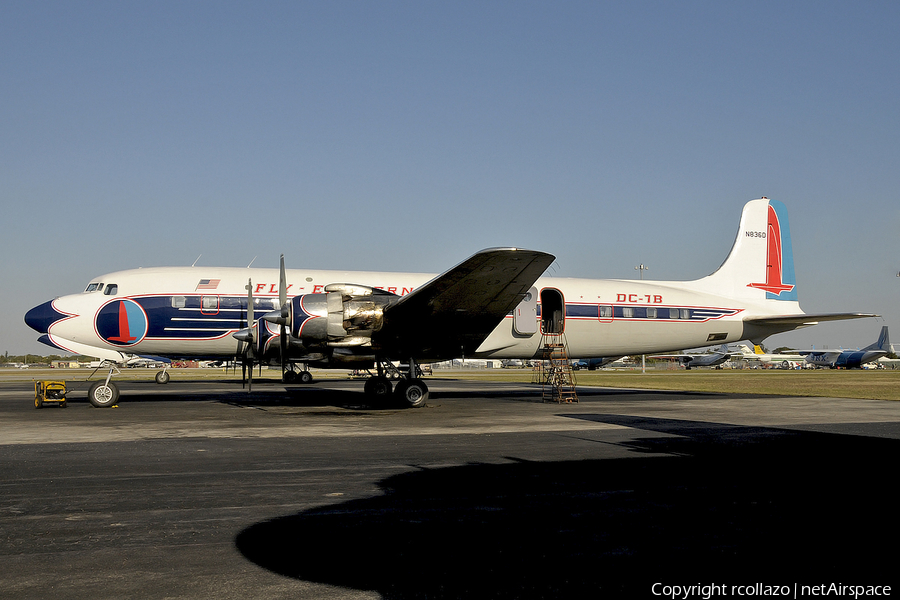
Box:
621, 306, 634, 318
646, 307, 657, 319
680, 308, 691, 320
201, 295, 219, 313
598, 305, 613, 320
171, 296, 187, 308
104, 284, 118, 295
669, 308, 680, 319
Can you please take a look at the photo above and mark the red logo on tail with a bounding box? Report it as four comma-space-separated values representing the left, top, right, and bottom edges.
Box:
748, 205, 795, 296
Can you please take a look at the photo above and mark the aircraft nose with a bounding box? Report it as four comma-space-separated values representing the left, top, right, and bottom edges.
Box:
24, 300, 67, 334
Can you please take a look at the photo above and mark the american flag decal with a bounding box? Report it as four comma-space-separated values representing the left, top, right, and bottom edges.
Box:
196, 279, 220, 290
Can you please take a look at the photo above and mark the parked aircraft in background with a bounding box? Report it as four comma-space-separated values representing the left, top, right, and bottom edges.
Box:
649, 344, 738, 369
571, 357, 624, 370
737, 344, 806, 369
800, 326, 890, 369
25, 198, 874, 408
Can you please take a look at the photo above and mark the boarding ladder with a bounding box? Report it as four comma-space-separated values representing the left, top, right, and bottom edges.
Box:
535, 333, 578, 403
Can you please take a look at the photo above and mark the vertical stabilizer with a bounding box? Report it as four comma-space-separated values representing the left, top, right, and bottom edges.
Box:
692, 198, 798, 303
862, 326, 890, 352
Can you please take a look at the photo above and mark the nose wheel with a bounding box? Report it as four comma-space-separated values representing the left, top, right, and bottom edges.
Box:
87, 365, 121, 408
88, 380, 120, 408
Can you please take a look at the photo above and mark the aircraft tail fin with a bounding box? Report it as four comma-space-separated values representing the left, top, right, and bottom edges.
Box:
862, 326, 890, 352
753, 344, 765, 355
692, 198, 798, 304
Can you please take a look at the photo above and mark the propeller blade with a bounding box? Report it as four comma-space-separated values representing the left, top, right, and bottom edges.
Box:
246, 278, 254, 393
246, 278, 255, 331
279, 254, 288, 380
279, 254, 287, 310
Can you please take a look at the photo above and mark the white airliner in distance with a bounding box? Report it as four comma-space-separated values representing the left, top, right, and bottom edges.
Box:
737, 344, 807, 369
25, 198, 875, 408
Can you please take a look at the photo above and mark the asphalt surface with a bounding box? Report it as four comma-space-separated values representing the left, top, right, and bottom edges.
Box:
1, 374, 898, 599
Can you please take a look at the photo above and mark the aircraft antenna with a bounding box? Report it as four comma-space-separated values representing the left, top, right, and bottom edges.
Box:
247, 256, 257, 268
191, 255, 202, 267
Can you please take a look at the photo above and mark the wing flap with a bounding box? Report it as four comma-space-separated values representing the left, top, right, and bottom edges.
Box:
376, 248, 554, 359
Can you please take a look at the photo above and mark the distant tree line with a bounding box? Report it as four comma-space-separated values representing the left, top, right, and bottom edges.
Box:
1, 352, 87, 365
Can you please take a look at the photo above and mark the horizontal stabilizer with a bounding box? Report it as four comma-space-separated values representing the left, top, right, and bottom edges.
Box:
744, 312, 878, 327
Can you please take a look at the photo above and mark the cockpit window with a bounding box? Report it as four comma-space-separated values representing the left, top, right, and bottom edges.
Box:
85, 283, 103, 292
104, 284, 118, 295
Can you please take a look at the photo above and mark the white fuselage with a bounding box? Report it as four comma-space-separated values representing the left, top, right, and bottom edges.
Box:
37, 264, 790, 364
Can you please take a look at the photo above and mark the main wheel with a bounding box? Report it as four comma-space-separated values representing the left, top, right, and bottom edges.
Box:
364, 376, 392, 399
155, 370, 170, 384
88, 381, 120, 408
395, 378, 428, 408
299, 371, 313, 384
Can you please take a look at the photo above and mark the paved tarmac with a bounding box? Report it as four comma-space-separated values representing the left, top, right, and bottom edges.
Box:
1, 374, 898, 599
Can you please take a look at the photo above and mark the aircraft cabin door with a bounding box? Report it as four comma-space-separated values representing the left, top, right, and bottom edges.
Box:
540, 288, 565, 334
513, 287, 538, 335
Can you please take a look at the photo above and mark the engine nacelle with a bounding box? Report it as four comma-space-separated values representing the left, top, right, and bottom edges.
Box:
290, 285, 395, 347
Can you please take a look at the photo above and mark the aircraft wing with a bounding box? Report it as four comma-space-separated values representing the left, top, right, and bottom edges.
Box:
647, 354, 691, 363
796, 350, 840, 358
376, 247, 555, 359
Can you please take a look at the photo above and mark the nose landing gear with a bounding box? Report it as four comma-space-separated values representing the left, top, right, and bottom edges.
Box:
87, 364, 120, 408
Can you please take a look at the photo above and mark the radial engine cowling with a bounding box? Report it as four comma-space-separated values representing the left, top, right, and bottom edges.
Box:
290, 285, 395, 347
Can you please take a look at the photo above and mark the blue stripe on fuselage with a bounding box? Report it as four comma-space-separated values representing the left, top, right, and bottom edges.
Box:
128, 295, 737, 341
131, 295, 277, 340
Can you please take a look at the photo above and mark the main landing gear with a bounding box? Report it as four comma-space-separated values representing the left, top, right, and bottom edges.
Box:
364, 359, 429, 408
282, 363, 314, 384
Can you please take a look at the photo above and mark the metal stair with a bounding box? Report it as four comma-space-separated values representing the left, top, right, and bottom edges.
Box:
534, 333, 578, 403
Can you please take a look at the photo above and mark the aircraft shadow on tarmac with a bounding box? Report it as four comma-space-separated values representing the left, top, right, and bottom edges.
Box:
235, 416, 897, 598
62, 379, 410, 410
61, 378, 703, 410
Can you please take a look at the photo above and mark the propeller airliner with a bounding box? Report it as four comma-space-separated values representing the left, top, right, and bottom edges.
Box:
799, 326, 891, 369
25, 198, 874, 408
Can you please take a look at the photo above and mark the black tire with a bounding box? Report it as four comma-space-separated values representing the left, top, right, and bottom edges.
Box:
395, 379, 428, 408
88, 381, 119, 408
155, 370, 170, 384
299, 371, 313, 384
283, 370, 297, 383
364, 376, 392, 399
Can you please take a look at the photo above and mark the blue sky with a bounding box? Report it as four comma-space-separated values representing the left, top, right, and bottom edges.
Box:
3, 1, 898, 355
